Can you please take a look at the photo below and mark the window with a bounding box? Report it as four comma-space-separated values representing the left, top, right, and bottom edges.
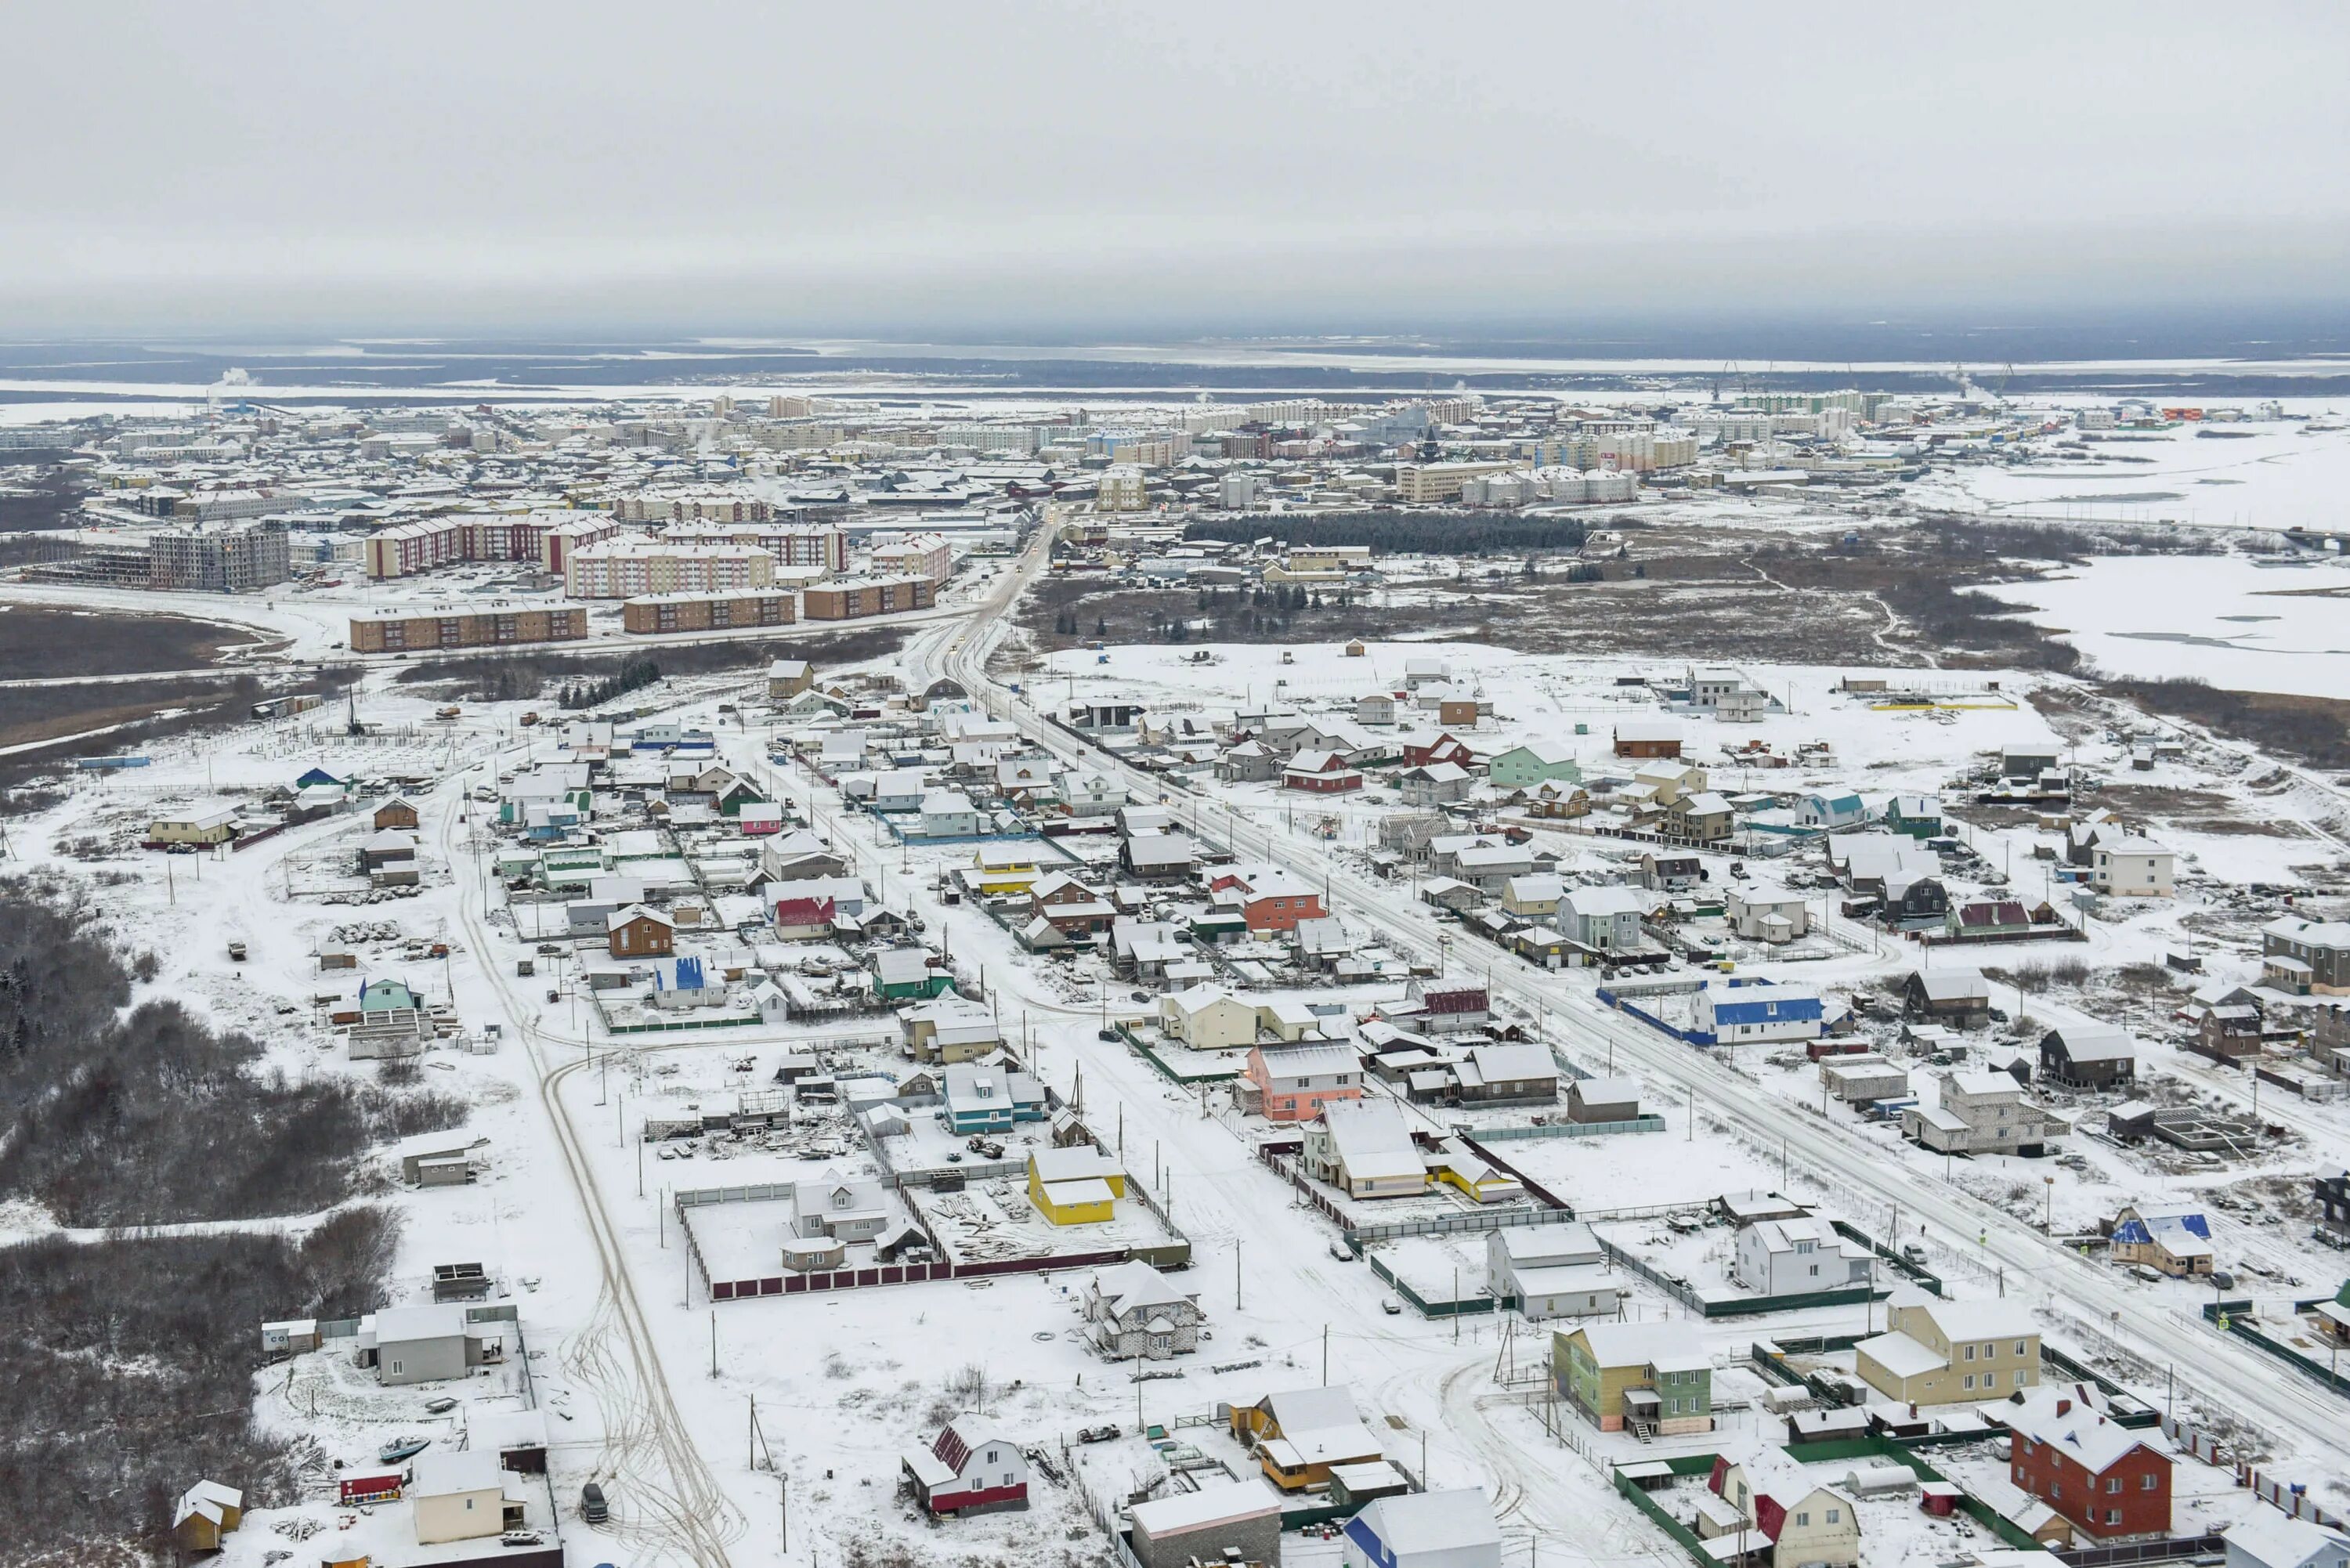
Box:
2016, 1371, 2028, 1387
2015, 1339, 2029, 1356
2052, 1482, 2062, 1499
1795, 1512, 1810, 1527
1963, 1374, 1976, 1390
2106, 1478, 2121, 1494
2106, 1510, 2121, 1526
1965, 1344, 1976, 1361
2141, 1474, 2158, 1490
1826, 1509, 1841, 1524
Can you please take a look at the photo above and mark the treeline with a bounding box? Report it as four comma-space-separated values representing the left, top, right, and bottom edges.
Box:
2110, 677, 2350, 771
560, 654, 663, 710
0, 886, 466, 1226
0, 1209, 403, 1560
1913, 517, 2227, 562
1187, 509, 1590, 555
396, 623, 910, 703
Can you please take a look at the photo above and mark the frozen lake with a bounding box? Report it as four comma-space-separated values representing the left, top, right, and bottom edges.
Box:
1988, 553, 2350, 698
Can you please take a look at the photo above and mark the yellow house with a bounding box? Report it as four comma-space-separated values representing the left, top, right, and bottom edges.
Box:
172, 1480, 244, 1554
1429, 1139, 1524, 1205
970, 844, 1039, 896
1854, 1293, 2041, 1406
1027, 1147, 1126, 1225
149, 806, 240, 846
1227, 1386, 1386, 1490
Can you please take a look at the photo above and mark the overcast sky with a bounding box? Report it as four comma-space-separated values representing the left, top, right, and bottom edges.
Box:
5, 0, 2346, 339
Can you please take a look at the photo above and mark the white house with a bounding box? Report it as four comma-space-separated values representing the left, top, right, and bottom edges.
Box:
1304, 1100, 1426, 1200
1160, 985, 1260, 1050
917, 789, 983, 839
1726, 885, 1810, 944
1084, 1260, 1206, 1360
2092, 835, 2175, 898
791, 1169, 892, 1242
1342, 1490, 1502, 1568
1560, 886, 1645, 951
1485, 1222, 1620, 1321
2225, 1513, 2350, 1568
1731, 1216, 1872, 1295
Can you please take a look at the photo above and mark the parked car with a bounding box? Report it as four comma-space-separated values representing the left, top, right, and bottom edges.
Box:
580, 1483, 608, 1524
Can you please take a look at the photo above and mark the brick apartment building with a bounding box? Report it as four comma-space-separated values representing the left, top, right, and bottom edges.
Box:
804, 575, 934, 620
349, 602, 589, 652
620, 590, 796, 635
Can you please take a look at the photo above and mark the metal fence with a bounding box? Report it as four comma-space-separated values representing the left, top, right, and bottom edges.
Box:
1463, 1116, 1666, 1142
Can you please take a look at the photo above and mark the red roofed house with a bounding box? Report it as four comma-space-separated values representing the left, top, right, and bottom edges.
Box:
772, 893, 838, 941
902, 1416, 1029, 1516
2007, 1387, 2171, 1541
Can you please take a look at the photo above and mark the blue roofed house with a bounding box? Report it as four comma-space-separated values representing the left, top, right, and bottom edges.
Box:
2110, 1201, 2214, 1277
1796, 792, 1870, 830
650, 955, 728, 1012
1694, 982, 1824, 1044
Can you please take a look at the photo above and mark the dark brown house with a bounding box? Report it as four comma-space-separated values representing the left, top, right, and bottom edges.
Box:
2193, 1003, 2264, 1066
2039, 1025, 2137, 1091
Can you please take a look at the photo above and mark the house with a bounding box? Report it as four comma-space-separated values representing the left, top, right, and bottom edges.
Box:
1696, 982, 1824, 1043
1130, 1480, 1285, 1568
1245, 1044, 1365, 1122
149, 805, 240, 846
1732, 1216, 1871, 1295
1614, 721, 1683, 759
2000, 746, 2062, 780
2261, 916, 2350, 995
2007, 1386, 2171, 1541
902, 1417, 1029, 1516
1640, 852, 1704, 893
372, 797, 421, 832
1455, 1042, 1558, 1105
1340, 1490, 1503, 1568
1707, 1450, 1860, 1568
1397, 761, 1473, 806
1231, 1386, 1388, 1491
1727, 886, 1810, 944
607, 903, 674, 957
1402, 732, 1477, 770
2039, 1027, 2137, 1091
872, 946, 953, 1001
1820, 1053, 1908, 1104
1906, 970, 1992, 1028
1084, 1260, 1204, 1358
1210, 865, 1328, 931
917, 789, 983, 838
1797, 792, 1870, 830
1405, 977, 1491, 1031
2110, 1202, 2213, 1277
1029, 873, 1117, 939
358, 976, 422, 1016
767, 658, 815, 698
1855, 1292, 2040, 1406
1567, 1075, 1643, 1123
902, 995, 1000, 1063
1121, 832, 1198, 881
1356, 692, 1401, 726
1666, 791, 1735, 844
1486, 1222, 1619, 1321
1402, 658, 1453, 690
1501, 874, 1564, 919
792, 1170, 892, 1242
1488, 741, 1582, 789
1218, 741, 1283, 783
1553, 1321, 1713, 1434
1428, 1137, 1525, 1204
357, 1303, 505, 1387
1161, 985, 1260, 1050
412, 1450, 526, 1545
1284, 750, 1365, 793
1028, 1146, 1127, 1226
1904, 1071, 2068, 1156
1560, 887, 1646, 952
2196, 1001, 2266, 1064
968, 844, 1039, 895
2092, 836, 2175, 898
941, 1063, 1043, 1133
172, 1480, 244, 1555
1885, 794, 1945, 839
2319, 1169, 2350, 1240
1303, 1100, 1428, 1200
2225, 1513, 2350, 1568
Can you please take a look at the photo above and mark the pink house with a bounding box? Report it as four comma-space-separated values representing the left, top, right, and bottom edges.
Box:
1243, 1044, 1365, 1123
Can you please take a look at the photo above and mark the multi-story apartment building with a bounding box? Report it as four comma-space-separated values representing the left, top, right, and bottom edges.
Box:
349, 602, 589, 652
659, 522, 848, 575
1095, 464, 1148, 511
871, 532, 953, 583
1393, 461, 1521, 503
362, 513, 617, 579
150, 521, 290, 592
620, 590, 794, 635
609, 488, 775, 525
803, 576, 935, 620
564, 543, 775, 599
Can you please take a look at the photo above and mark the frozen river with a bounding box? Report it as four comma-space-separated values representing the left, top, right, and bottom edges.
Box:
1987, 552, 2350, 698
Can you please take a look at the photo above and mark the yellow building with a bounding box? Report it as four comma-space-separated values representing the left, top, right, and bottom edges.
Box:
970, 845, 1039, 896
1028, 1147, 1126, 1224
1854, 1294, 2041, 1406
149, 806, 240, 846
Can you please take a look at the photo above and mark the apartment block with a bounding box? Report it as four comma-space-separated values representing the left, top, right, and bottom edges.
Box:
149, 521, 290, 592
362, 513, 617, 578
804, 575, 935, 620
620, 590, 795, 635
659, 522, 848, 575
871, 532, 953, 583
610, 489, 775, 524
349, 602, 589, 652
565, 543, 776, 599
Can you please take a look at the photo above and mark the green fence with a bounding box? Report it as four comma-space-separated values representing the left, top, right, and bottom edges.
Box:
1367, 1251, 1498, 1318
2201, 1296, 2350, 1400
1611, 1455, 1723, 1568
